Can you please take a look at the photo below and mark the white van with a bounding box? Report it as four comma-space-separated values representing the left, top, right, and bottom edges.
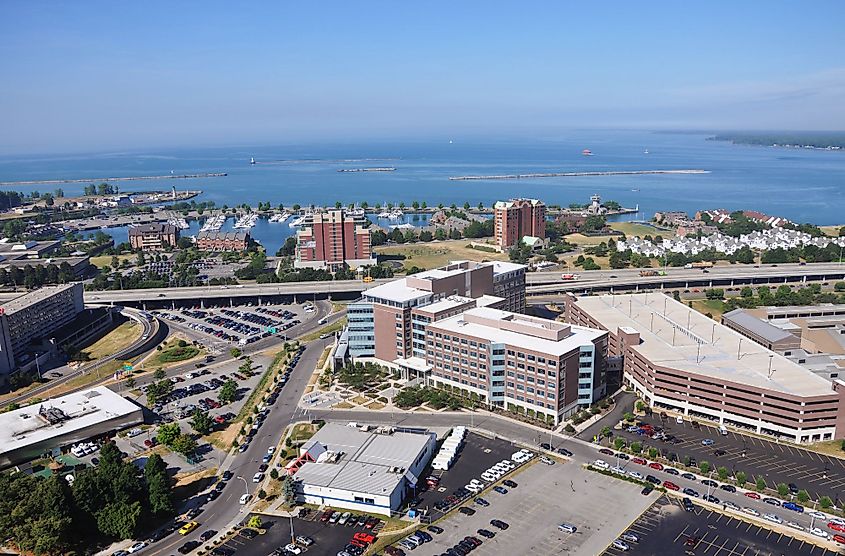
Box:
675, 415, 684, 424
719, 425, 728, 436
239, 493, 250, 505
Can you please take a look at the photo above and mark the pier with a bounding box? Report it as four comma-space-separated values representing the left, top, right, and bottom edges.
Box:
0, 172, 227, 187
337, 167, 396, 173
448, 169, 709, 181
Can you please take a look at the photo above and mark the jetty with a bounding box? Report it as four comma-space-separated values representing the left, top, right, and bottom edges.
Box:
337, 167, 396, 173
0, 172, 227, 187
448, 169, 709, 181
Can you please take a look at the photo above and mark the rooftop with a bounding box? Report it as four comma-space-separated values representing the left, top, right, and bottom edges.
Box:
295, 423, 433, 496
196, 230, 248, 241
429, 306, 605, 356
0, 387, 142, 456
572, 293, 835, 397
129, 223, 177, 235
1, 283, 79, 315
722, 309, 796, 344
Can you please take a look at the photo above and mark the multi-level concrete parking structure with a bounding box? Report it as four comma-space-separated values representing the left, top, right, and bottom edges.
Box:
563, 292, 845, 443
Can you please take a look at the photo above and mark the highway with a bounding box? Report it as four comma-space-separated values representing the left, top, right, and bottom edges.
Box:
70, 262, 845, 307
3, 306, 161, 406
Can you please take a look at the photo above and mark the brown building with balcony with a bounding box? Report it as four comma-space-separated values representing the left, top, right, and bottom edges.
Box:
128, 223, 179, 251
494, 198, 546, 249
294, 209, 375, 271
562, 292, 845, 443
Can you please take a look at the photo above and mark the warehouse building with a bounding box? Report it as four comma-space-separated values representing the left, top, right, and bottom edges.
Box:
287, 423, 436, 516
563, 292, 845, 443
0, 386, 143, 469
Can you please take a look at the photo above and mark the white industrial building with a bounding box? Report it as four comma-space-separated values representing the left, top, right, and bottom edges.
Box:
287, 423, 436, 516
0, 386, 143, 469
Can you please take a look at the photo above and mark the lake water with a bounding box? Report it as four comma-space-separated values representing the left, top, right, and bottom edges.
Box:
2, 131, 844, 225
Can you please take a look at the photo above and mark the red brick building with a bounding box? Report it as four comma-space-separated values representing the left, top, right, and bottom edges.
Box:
493, 198, 546, 249
196, 230, 249, 252
295, 209, 375, 271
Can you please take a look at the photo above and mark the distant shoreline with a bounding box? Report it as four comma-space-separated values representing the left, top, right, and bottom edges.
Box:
0, 172, 227, 187
448, 169, 709, 181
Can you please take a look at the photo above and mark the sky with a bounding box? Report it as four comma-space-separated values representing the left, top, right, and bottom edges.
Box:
1, 1, 845, 154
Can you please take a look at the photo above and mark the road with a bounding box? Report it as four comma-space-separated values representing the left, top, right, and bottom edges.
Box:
3, 306, 160, 406
143, 336, 333, 556
69, 261, 845, 306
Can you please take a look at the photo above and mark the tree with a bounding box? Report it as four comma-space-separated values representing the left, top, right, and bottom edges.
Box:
613, 437, 626, 450
219, 379, 238, 404
740, 286, 754, 298
247, 516, 263, 529
755, 476, 767, 492
699, 461, 710, 475
153, 367, 166, 381
170, 434, 198, 456
735, 471, 747, 487
717, 466, 729, 481
124, 376, 136, 390
647, 447, 658, 459
230, 347, 242, 358
630, 441, 642, 454
623, 412, 635, 422
777, 483, 789, 497
136, 252, 146, 267
270, 468, 279, 480
96, 500, 142, 539
282, 475, 296, 504
145, 453, 173, 515
564, 424, 575, 434
190, 410, 213, 435
156, 423, 181, 446
797, 489, 810, 504
820, 496, 833, 509
600, 426, 612, 438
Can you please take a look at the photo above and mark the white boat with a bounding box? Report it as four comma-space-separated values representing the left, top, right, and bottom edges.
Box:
388, 209, 403, 220
289, 215, 307, 228
269, 211, 291, 223
233, 213, 258, 229
377, 210, 391, 218
200, 214, 226, 232
643, 149, 649, 154
250, 157, 256, 165
348, 207, 365, 217
167, 217, 190, 230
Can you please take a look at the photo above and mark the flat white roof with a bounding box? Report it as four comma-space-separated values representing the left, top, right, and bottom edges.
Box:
573, 293, 834, 397
430, 307, 604, 356
363, 278, 431, 304
0, 387, 142, 454
295, 424, 432, 496
417, 295, 475, 314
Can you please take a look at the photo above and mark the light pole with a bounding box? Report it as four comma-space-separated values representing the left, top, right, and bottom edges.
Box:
706, 469, 715, 500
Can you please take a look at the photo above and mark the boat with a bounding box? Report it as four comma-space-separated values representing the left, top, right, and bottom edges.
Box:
289, 214, 307, 228
250, 157, 256, 165
643, 149, 649, 154
233, 213, 258, 229
582, 149, 593, 156
631, 188, 640, 192
167, 217, 190, 230
348, 207, 365, 217
269, 211, 290, 223
388, 209, 403, 220
377, 210, 391, 218
200, 214, 226, 232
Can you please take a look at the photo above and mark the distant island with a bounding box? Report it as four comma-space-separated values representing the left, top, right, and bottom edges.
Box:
706, 133, 845, 150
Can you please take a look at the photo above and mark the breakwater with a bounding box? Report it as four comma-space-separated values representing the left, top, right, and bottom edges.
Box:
448, 169, 709, 181
0, 172, 227, 187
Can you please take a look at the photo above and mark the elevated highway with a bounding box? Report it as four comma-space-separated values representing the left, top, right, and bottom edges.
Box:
71, 262, 845, 307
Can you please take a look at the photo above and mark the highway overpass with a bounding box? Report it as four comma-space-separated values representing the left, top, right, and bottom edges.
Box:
69, 262, 845, 308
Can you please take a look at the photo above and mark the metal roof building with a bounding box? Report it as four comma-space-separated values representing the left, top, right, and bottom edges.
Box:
0, 386, 143, 469
290, 423, 436, 516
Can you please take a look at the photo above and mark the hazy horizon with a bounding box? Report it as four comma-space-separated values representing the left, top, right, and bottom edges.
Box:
2, 1, 845, 155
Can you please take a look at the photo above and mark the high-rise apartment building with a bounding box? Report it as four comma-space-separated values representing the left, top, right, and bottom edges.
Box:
493, 198, 546, 249
295, 209, 375, 271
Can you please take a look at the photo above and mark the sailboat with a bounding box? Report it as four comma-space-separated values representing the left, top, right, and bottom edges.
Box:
643, 149, 649, 155
250, 157, 256, 165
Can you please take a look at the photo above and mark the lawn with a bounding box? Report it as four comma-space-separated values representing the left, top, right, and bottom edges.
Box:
821, 225, 844, 237
690, 299, 727, 320
300, 317, 346, 342
83, 320, 142, 360
375, 239, 508, 270
90, 254, 136, 269
609, 221, 674, 238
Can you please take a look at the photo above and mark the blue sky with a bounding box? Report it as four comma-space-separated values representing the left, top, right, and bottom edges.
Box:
1, 1, 844, 153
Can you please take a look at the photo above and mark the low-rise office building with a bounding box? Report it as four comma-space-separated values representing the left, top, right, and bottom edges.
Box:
0, 386, 143, 469
287, 423, 436, 516
128, 223, 179, 251
348, 261, 526, 360
424, 307, 608, 423
563, 292, 845, 443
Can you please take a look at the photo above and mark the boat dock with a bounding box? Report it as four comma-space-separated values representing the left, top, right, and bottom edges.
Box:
448, 169, 709, 181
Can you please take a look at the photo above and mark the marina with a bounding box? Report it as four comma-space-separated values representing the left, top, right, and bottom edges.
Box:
448, 169, 710, 181
200, 214, 226, 232
232, 213, 258, 229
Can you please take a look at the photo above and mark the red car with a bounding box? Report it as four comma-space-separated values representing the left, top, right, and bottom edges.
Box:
599, 448, 614, 456
663, 481, 680, 491
833, 534, 845, 544
214, 415, 226, 424
632, 457, 647, 465
353, 532, 376, 544
320, 509, 334, 522
829, 522, 845, 533
744, 492, 761, 500
648, 462, 664, 471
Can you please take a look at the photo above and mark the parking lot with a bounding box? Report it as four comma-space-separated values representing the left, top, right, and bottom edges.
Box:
416, 432, 528, 517
607, 413, 845, 500
392, 455, 656, 556
153, 301, 307, 349
207, 511, 385, 556
606, 496, 842, 556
